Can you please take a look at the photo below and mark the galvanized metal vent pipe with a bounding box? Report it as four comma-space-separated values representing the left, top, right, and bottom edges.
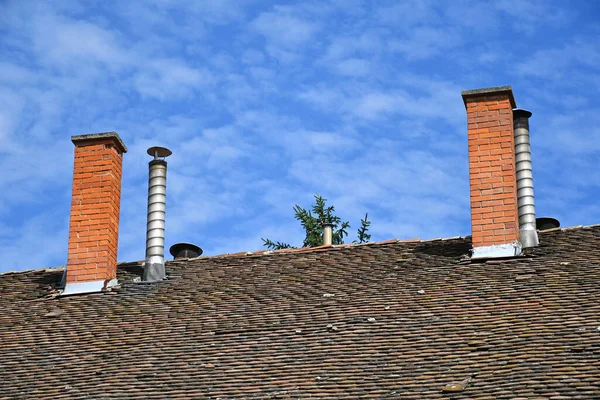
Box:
513, 109, 539, 248
143, 146, 172, 281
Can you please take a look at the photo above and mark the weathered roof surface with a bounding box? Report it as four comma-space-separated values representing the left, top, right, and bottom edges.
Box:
1, 226, 599, 399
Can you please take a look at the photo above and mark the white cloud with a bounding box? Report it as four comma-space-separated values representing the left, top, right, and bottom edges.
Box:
275, 129, 361, 158
31, 14, 128, 70
0, 62, 38, 85
355, 92, 400, 119
133, 59, 215, 99
298, 86, 345, 110
495, 0, 571, 33
242, 49, 265, 65
335, 58, 371, 77
376, 0, 439, 26
537, 111, 600, 156
0, 212, 69, 271
252, 10, 318, 47
388, 26, 461, 60
515, 40, 600, 82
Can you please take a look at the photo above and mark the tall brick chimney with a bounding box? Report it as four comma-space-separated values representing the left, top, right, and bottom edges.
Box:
461, 86, 521, 258
63, 132, 127, 295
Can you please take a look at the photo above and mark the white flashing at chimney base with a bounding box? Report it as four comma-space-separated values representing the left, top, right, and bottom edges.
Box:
61, 278, 118, 296
471, 241, 522, 259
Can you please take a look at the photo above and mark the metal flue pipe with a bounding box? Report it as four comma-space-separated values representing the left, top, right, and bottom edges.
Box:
143, 146, 172, 281
323, 223, 333, 246
513, 109, 539, 248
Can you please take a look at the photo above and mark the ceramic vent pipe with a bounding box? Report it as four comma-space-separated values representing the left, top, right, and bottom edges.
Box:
323, 223, 333, 246
143, 146, 172, 281
513, 109, 539, 248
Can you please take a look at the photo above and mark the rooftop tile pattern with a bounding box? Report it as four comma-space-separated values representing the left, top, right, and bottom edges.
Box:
1, 226, 599, 399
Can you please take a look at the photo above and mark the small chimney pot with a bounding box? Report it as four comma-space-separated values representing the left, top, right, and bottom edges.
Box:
323, 223, 333, 246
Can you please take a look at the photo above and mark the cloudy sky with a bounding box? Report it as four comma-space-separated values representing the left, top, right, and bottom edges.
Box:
1, 0, 598, 272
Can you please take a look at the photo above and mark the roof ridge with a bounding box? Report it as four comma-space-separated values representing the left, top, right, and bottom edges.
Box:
190, 237, 427, 261
0, 265, 65, 276
183, 221, 600, 261
3, 222, 599, 275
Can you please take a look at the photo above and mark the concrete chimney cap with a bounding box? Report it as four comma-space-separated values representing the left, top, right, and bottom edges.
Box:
461, 86, 516, 109
71, 132, 128, 153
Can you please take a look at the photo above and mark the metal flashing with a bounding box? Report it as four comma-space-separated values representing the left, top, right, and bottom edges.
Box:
471, 242, 522, 259
61, 279, 118, 296
143, 258, 166, 282
520, 223, 539, 248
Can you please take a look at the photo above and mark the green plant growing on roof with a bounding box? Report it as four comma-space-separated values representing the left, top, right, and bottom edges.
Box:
262, 194, 371, 250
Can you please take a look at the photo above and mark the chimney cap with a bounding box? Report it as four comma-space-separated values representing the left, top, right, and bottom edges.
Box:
461, 86, 516, 109
536, 217, 560, 231
513, 108, 532, 119
71, 132, 128, 153
169, 242, 203, 259
147, 146, 172, 159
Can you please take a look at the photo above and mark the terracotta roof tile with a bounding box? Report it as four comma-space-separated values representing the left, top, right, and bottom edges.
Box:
0, 226, 599, 398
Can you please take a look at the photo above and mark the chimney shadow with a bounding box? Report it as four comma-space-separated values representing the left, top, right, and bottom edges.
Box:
30, 270, 63, 288
414, 239, 471, 259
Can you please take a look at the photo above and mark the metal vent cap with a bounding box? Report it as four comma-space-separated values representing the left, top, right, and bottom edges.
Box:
536, 217, 560, 231
170, 242, 203, 259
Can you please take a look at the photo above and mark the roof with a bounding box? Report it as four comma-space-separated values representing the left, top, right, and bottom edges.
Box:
1, 226, 600, 399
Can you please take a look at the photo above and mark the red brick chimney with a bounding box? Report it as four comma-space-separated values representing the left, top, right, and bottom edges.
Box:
63, 132, 127, 295
461, 86, 521, 258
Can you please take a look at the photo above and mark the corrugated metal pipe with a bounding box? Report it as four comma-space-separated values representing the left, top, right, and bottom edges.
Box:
323, 223, 333, 246
143, 146, 172, 281
513, 109, 539, 248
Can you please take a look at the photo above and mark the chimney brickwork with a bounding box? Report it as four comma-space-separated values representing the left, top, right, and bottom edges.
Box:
462, 86, 520, 253
66, 132, 127, 285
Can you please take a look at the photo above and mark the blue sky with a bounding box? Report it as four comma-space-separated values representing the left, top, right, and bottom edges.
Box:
1, 0, 599, 272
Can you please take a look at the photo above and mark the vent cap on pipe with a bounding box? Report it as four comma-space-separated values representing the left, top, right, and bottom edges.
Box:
536, 217, 560, 231
513, 108, 532, 121
148, 146, 172, 159
170, 242, 203, 259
